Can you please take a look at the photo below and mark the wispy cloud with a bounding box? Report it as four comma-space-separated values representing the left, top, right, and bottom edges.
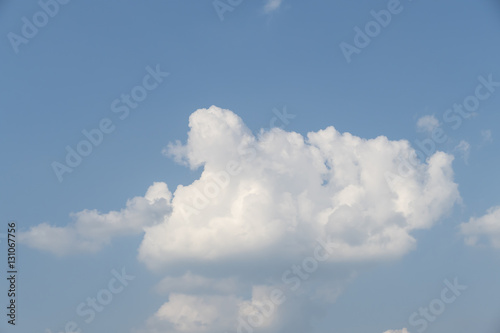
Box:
454, 140, 471, 163
264, 0, 283, 14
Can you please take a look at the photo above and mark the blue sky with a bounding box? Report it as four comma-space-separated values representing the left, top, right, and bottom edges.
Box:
1, 0, 500, 332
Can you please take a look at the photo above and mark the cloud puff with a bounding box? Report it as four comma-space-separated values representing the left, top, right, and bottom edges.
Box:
139, 106, 460, 269
19, 182, 172, 255
461, 206, 500, 248
264, 0, 283, 13
383, 329, 410, 333
416, 115, 440, 133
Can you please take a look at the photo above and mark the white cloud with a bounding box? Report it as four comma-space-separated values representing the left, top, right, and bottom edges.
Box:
24, 107, 459, 262
453, 140, 470, 163
416, 115, 440, 133
19, 182, 172, 255
139, 106, 460, 269
264, 0, 283, 13
134, 106, 459, 331
22, 106, 462, 332
383, 329, 410, 333
461, 206, 500, 248
134, 106, 461, 332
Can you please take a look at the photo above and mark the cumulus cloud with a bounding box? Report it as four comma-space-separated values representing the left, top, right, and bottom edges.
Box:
264, 0, 283, 13
416, 115, 440, 133
461, 206, 500, 248
22, 106, 461, 332
383, 329, 410, 333
139, 106, 459, 269
135, 106, 459, 332
19, 182, 172, 255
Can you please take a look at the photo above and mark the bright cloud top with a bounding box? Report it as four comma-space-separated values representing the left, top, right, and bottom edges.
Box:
461, 206, 500, 248
383, 329, 410, 333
